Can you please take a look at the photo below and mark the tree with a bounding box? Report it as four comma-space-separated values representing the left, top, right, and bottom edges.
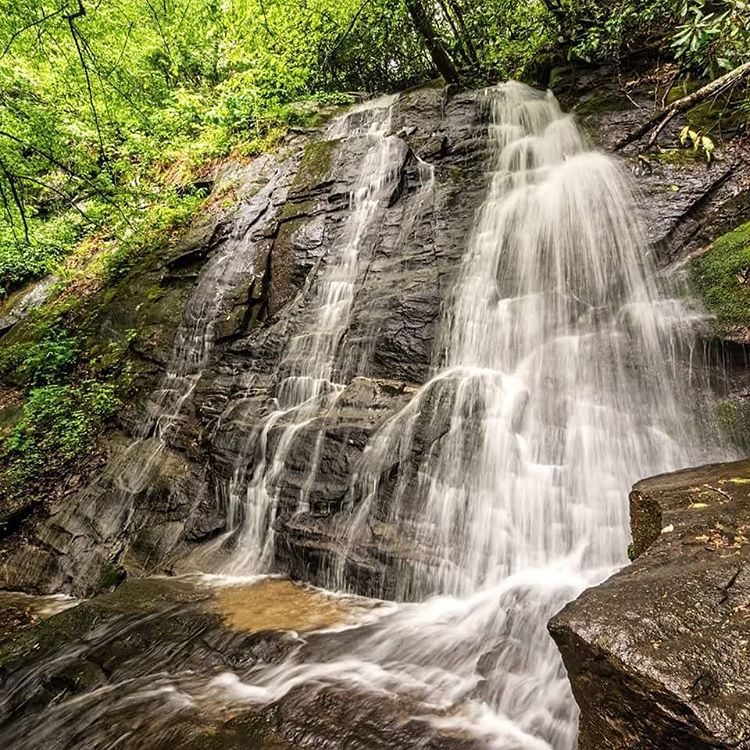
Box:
403, 0, 460, 83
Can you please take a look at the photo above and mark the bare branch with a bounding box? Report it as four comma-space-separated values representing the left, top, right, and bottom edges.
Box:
0, 129, 132, 228
0, 161, 30, 242
0, 6, 66, 60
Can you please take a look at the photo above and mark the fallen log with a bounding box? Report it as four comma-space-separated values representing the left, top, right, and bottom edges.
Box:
613, 59, 750, 152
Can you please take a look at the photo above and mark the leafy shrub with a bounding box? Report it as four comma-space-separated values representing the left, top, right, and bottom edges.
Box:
16, 330, 79, 387
2, 381, 120, 481
672, 0, 750, 76
0, 211, 86, 297
561, 0, 675, 63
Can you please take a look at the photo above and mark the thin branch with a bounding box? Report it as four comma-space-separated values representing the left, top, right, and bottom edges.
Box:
15, 173, 94, 224
0, 180, 21, 244
77, 28, 152, 125
0, 129, 132, 228
435, 0, 472, 66
646, 110, 677, 148
144, 0, 175, 71
0, 161, 30, 242
259, 0, 274, 40
0, 6, 66, 60
65, 1, 108, 166
323, 0, 374, 67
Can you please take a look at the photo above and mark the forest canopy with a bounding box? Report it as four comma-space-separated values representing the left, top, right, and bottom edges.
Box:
0, 0, 748, 296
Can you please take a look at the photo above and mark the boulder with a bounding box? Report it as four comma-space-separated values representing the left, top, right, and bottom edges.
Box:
549, 458, 750, 750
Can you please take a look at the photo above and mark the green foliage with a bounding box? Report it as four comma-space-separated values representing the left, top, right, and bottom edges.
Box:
0, 211, 86, 296
551, 0, 675, 64
0, 0, 364, 296
679, 125, 716, 161
690, 220, 750, 330
0, 285, 134, 496
2, 380, 119, 481
672, 0, 750, 76
16, 329, 79, 386
463, 1, 551, 77
89, 329, 137, 377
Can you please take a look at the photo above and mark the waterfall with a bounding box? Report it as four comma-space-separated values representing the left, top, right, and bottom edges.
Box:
337, 81, 709, 601
32, 166, 287, 578
2, 82, 730, 750
209, 82, 720, 748
220, 95, 408, 571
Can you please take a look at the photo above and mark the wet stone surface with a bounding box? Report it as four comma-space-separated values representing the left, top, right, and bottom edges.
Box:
1, 74, 748, 600
550, 458, 750, 750
0, 576, 480, 750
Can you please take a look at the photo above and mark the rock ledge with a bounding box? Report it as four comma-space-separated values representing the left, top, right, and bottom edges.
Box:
550, 458, 750, 750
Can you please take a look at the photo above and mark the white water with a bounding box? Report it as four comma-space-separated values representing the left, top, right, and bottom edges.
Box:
37, 170, 282, 561
2, 83, 728, 750
221, 95, 409, 571
209, 82, 722, 748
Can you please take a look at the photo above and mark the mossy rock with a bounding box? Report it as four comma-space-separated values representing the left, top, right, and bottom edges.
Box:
650, 147, 704, 167
715, 397, 750, 451
691, 220, 750, 337
290, 139, 338, 195
574, 89, 632, 117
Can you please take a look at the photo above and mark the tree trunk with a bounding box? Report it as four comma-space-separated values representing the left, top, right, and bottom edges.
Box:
404, 0, 460, 84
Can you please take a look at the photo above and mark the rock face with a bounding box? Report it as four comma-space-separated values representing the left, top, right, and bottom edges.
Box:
0, 577, 483, 749
0, 83, 489, 596
549, 458, 750, 750
0, 71, 748, 600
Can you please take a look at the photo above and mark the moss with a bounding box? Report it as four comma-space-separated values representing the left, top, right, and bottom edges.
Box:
715, 398, 750, 450
651, 147, 703, 166
280, 198, 316, 221
666, 79, 702, 105
0, 403, 22, 438
574, 90, 631, 117
291, 139, 338, 193
690, 220, 750, 334
98, 563, 126, 591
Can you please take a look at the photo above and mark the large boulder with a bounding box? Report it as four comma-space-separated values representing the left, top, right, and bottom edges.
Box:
549, 458, 750, 750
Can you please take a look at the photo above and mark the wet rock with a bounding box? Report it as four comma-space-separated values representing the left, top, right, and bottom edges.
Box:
555, 65, 750, 264
549, 458, 750, 750
0, 576, 478, 750
0, 275, 58, 337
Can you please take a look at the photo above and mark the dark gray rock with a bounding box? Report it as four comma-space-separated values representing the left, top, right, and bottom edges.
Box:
549, 458, 750, 750
1, 75, 748, 602
0, 576, 484, 750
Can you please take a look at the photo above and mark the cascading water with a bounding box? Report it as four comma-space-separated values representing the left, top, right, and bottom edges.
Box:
207, 82, 723, 748
340, 81, 710, 600
220, 95, 409, 571
34, 169, 286, 573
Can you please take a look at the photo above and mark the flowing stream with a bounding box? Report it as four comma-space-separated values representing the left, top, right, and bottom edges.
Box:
220, 95, 420, 571
0, 83, 728, 749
